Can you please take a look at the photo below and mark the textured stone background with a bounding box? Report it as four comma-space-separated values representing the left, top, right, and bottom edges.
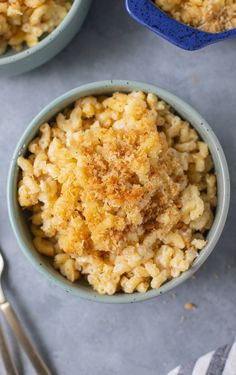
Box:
0, 1, 236, 374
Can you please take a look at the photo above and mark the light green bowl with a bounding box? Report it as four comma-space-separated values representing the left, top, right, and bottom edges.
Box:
7, 80, 230, 303
0, 0, 92, 76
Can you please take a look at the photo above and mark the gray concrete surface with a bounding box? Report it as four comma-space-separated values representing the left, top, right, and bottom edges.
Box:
0, 1, 236, 374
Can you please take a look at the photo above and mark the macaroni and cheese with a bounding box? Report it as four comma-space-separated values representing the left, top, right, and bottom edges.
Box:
155, 0, 236, 33
0, 0, 71, 55
17, 91, 217, 295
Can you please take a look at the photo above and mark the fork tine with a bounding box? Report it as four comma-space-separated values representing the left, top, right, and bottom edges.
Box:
0, 252, 4, 273
0, 323, 19, 375
0, 252, 6, 304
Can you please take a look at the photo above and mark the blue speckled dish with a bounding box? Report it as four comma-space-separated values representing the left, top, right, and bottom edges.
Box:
126, 0, 236, 50
7, 80, 230, 304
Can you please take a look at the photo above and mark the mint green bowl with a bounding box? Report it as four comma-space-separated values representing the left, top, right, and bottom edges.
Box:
7, 80, 230, 303
0, 0, 91, 76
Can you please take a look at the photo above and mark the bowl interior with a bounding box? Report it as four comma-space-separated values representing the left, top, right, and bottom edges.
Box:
8, 80, 230, 303
0, 48, 25, 59
0, 33, 50, 59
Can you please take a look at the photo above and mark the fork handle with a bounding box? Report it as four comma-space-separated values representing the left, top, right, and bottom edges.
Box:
0, 302, 53, 375
0, 323, 19, 375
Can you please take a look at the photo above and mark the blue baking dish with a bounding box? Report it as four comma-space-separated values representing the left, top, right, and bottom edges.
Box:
126, 0, 236, 50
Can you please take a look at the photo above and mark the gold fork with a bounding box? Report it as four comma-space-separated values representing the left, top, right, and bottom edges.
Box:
0, 252, 53, 375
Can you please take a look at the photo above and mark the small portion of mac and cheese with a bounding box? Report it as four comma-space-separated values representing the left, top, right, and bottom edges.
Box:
17, 91, 217, 295
155, 0, 236, 33
0, 0, 71, 55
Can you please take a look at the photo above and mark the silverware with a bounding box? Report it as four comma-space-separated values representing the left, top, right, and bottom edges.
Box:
0, 323, 19, 375
0, 252, 53, 375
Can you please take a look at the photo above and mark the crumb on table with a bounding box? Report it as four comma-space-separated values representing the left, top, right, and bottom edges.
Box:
184, 302, 197, 310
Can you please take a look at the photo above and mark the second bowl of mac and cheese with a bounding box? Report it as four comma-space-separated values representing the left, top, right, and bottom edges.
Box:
126, 0, 236, 50
7, 80, 230, 303
0, 0, 92, 76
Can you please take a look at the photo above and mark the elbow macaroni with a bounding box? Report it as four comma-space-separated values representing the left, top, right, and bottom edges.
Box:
0, 0, 71, 55
17, 91, 217, 295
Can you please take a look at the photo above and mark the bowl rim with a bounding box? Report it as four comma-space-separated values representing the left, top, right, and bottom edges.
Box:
7, 80, 230, 304
126, 0, 236, 50
0, 0, 84, 66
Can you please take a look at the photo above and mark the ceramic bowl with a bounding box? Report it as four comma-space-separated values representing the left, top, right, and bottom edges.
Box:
0, 0, 92, 76
126, 0, 236, 50
7, 80, 230, 303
